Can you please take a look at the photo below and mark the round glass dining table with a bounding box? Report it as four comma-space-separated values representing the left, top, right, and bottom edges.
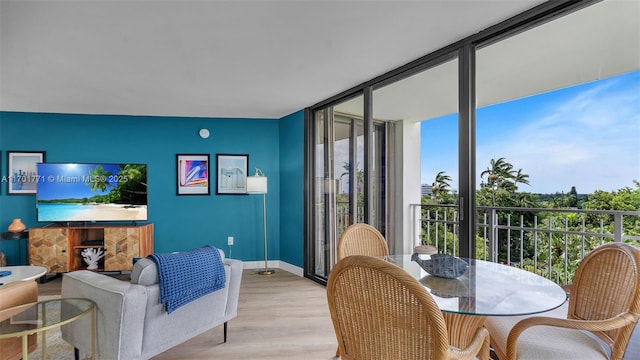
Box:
384, 254, 568, 357
385, 254, 568, 316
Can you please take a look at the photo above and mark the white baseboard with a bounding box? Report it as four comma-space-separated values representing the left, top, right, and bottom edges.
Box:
242, 260, 303, 277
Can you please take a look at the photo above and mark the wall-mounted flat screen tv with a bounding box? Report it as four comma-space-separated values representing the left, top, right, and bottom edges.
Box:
36, 163, 148, 223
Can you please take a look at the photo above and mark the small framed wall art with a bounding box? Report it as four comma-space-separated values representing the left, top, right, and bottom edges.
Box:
176, 154, 210, 195
216, 154, 248, 195
6, 151, 46, 195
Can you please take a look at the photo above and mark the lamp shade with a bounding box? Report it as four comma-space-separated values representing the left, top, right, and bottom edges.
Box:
246, 176, 267, 194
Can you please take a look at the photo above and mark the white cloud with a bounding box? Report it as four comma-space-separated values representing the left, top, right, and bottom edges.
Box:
477, 75, 639, 193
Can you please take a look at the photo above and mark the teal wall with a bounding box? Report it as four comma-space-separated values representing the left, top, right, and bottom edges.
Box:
279, 110, 304, 267
0, 111, 304, 268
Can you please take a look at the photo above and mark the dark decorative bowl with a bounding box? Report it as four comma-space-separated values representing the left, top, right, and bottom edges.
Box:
411, 253, 469, 279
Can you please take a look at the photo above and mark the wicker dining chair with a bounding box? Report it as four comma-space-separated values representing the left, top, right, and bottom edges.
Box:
334, 223, 391, 357
487, 242, 640, 360
337, 223, 389, 260
327, 255, 490, 360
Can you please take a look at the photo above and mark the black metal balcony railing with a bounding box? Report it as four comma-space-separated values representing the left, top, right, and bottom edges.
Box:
410, 204, 640, 285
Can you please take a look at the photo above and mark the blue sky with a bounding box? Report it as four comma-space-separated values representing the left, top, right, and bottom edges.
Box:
421, 70, 640, 194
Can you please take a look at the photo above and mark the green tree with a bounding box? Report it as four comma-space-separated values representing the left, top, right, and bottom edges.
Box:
584, 181, 640, 239
567, 186, 579, 208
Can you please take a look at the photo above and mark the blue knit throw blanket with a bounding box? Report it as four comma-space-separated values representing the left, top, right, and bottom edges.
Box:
149, 245, 226, 314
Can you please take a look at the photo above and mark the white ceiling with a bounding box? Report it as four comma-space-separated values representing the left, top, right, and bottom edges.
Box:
0, 0, 551, 119
336, 0, 640, 123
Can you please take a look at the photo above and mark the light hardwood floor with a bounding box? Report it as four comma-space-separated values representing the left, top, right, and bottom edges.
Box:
38, 269, 339, 360
42, 268, 637, 360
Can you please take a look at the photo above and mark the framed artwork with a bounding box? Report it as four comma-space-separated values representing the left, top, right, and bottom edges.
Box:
216, 154, 248, 195
176, 154, 210, 195
6, 151, 46, 195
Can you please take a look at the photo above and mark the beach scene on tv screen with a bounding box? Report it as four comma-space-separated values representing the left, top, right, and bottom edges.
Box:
37, 163, 147, 222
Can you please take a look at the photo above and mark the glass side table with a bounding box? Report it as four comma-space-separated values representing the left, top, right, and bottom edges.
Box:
0, 298, 95, 360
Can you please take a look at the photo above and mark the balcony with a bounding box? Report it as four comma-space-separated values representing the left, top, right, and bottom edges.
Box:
410, 204, 640, 285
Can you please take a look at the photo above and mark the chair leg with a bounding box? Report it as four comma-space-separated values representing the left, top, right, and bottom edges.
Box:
224, 322, 228, 343
74, 347, 80, 360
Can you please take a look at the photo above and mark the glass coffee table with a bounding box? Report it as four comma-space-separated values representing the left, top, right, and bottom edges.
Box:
0, 298, 95, 360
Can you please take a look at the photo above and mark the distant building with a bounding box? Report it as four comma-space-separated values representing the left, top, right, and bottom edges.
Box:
421, 184, 433, 196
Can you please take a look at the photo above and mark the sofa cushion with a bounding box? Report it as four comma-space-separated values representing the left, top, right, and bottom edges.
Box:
131, 248, 225, 286
131, 258, 158, 285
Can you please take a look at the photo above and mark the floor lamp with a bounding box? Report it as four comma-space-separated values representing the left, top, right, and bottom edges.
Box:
247, 168, 274, 275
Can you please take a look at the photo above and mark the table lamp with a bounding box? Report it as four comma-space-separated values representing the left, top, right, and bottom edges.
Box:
246, 168, 273, 275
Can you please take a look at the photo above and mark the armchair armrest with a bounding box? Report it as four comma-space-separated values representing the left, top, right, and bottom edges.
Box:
506, 313, 639, 360
0, 280, 38, 311
61, 270, 148, 360
0, 280, 39, 359
223, 258, 242, 318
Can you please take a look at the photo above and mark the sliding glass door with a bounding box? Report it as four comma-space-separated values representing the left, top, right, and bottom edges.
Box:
304, 0, 637, 283
307, 94, 387, 282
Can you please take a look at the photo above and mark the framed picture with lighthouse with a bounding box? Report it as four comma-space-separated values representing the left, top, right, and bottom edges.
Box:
216, 154, 248, 195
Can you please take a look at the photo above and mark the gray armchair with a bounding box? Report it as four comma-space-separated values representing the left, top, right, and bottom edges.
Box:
61, 252, 242, 360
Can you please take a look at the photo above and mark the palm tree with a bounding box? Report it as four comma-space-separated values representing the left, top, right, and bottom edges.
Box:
481, 158, 512, 205
481, 158, 509, 188
480, 158, 531, 205
431, 171, 452, 203
509, 168, 530, 191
